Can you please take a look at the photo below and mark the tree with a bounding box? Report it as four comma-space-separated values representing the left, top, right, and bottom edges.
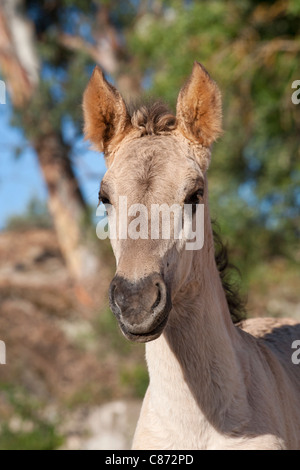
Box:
0, 0, 95, 288
128, 0, 300, 275
0, 0, 143, 293
0, 0, 299, 290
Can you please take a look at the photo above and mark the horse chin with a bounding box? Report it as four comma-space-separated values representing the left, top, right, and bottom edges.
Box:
119, 313, 169, 343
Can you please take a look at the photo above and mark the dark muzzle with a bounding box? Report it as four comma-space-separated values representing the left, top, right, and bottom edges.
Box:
109, 272, 171, 342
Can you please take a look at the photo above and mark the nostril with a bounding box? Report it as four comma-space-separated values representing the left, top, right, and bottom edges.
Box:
110, 282, 122, 312
109, 283, 115, 303
151, 283, 162, 311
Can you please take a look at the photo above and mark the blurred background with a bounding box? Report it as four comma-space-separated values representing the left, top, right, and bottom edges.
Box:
0, 0, 299, 450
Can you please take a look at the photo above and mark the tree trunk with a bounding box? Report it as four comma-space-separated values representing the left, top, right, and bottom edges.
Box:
0, 0, 37, 107
34, 132, 102, 284
0, 0, 127, 304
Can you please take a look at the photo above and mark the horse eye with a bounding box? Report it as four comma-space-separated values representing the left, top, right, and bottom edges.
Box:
185, 188, 204, 206
98, 192, 111, 206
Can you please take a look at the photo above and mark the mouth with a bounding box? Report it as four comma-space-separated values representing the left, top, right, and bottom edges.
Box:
118, 312, 169, 343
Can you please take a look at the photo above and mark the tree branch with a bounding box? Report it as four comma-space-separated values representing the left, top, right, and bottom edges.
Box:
0, 6, 35, 107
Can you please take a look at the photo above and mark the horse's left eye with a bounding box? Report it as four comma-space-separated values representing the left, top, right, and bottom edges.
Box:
184, 188, 204, 206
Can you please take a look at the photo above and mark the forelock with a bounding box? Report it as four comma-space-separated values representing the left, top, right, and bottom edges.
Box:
130, 102, 177, 136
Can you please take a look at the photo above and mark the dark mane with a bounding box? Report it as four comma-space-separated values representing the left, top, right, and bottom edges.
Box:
213, 225, 247, 324
129, 101, 176, 136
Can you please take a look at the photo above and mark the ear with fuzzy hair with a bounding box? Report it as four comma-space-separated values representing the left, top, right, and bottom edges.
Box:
176, 62, 222, 148
83, 67, 131, 159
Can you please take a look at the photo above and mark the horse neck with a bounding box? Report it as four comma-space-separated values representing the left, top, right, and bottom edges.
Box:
145, 198, 246, 427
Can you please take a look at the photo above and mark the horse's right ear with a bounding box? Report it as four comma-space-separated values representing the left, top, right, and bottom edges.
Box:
83, 67, 131, 160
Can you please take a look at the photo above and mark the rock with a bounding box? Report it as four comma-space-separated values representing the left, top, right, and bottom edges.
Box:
61, 400, 142, 450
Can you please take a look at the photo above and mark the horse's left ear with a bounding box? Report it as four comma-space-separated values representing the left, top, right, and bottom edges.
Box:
83, 66, 131, 160
176, 62, 222, 148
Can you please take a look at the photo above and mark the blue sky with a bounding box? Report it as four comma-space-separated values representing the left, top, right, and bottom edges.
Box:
0, 98, 106, 230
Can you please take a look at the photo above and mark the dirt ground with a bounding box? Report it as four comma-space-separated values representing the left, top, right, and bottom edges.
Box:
0, 229, 144, 449
0, 228, 299, 449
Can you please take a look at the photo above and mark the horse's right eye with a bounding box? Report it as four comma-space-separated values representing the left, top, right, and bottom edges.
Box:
98, 192, 111, 206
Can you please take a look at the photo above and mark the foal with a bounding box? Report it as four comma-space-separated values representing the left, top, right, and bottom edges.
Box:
83, 62, 300, 450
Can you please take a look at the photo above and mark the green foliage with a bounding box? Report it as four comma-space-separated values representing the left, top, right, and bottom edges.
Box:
288, 0, 300, 15
96, 306, 132, 355
127, 0, 300, 278
6, 197, 53, 231
0, 385, 63, 450
120, 365, 149, 399
14, 0, 300, 280
0, 423, 63, 451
